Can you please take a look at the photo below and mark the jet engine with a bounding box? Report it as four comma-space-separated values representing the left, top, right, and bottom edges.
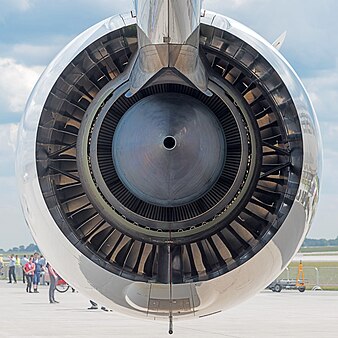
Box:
16, 0, 321, 330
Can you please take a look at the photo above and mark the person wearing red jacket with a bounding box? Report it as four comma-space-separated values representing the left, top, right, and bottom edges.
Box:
24, 256, 35, 293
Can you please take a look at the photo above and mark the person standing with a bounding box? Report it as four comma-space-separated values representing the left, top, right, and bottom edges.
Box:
32, 252, 42, 293
0, 255, 3, 276
39, 255, 47, 285
8, 255, 17, 284
24, 256, 35, 293
46, 263, 59, 304
20, 255, 29, 284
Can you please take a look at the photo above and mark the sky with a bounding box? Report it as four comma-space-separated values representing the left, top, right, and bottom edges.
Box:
0, 0, 337, 250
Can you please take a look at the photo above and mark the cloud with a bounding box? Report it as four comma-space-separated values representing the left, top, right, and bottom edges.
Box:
0, 0, 336, 247
206, 0, 265, 8
0, 123, 19, 176
308, 193, 338, 239
0, 39, 71, 67
0, 0, 35, 11
301, 64, 338, 202
304, 62, 338, 123
0, 58, 44, 114
0, 176, 33, 250
320, 148, 338, 193
0, 0, 36, 22
0, 0, 130, 46
204, 0, 337, 75
14, 0, 34, 11
0, 123, 34, 249
0, 123, 18, 152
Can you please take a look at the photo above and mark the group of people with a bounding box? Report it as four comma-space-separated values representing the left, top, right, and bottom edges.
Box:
7, 252, 59, 304
4, 253, 108, 310
22, 252, 45, 294
7, 252, 45, 292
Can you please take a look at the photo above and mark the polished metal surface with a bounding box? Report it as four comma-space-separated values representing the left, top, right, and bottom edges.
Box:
129, 0, 210, 96
134, 0, 202, 46
272, 31, 287, 50
16, 6, 321, 323
113, 93, 225, 207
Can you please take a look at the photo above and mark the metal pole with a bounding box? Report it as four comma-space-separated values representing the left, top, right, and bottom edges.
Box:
315, 267, 319, 286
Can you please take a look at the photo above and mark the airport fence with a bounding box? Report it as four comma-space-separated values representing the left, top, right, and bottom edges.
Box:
278, 266, 338, 290
0, 265, 25, 281
2, 263, 338, 290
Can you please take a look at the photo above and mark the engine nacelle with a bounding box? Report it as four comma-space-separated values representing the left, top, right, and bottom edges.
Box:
17, 2, 321, 322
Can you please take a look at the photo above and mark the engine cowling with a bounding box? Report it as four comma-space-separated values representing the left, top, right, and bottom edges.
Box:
16, 5, 321, 321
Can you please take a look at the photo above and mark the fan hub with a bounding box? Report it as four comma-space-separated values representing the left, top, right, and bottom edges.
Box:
112, 94, 226, 208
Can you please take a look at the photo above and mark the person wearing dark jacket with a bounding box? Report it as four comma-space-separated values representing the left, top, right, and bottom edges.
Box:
32, 252, 42, 293
20, 255, 29, 284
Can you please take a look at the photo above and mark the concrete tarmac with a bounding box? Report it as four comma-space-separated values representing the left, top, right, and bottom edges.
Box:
0, 280, 338, 338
